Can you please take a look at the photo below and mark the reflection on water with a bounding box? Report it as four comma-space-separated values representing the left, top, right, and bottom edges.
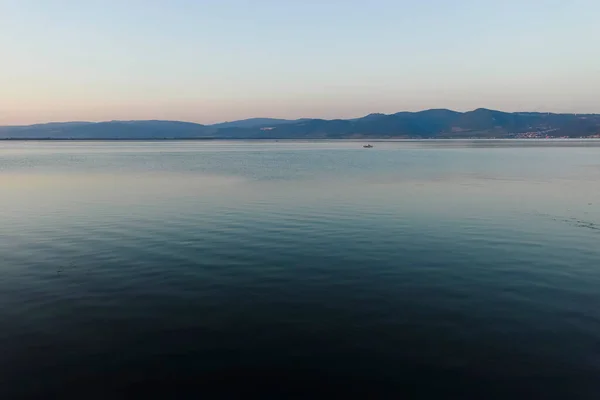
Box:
1, 141, 600, 398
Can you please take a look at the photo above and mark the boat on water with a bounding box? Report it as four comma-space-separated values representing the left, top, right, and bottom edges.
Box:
363, 144, 373, 148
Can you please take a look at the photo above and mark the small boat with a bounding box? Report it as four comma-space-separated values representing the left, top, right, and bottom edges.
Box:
363, 144, 373, 148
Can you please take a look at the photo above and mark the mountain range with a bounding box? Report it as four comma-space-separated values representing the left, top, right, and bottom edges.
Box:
1, 109, 599, 139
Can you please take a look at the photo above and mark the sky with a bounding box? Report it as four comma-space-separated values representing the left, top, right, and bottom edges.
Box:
1, 0, 599, 125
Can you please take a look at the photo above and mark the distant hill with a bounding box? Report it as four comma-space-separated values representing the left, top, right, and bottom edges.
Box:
0, 120, 210, 139
213, 109, 600, 139
2, 110, 599, 139
209, 118, 308, 129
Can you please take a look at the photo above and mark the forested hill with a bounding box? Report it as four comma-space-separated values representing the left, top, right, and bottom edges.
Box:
2, 109, 599, 139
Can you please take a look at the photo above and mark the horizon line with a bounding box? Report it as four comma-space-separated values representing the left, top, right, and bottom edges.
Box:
1, 107, 598, 127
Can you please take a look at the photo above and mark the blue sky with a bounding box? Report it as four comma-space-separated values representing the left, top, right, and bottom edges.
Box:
1, 0, 599, 124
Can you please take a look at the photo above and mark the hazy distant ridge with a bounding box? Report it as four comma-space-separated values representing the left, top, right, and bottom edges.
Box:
1, 109, 599, 139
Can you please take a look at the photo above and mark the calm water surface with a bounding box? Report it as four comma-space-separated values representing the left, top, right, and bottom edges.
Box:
1, 140, 600, 398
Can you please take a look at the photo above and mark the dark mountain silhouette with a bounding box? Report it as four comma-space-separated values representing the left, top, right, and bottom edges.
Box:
214, 109, 600, 139
210, 118, 308, 129
1, 109, 599, 139
0, 120, 210, 139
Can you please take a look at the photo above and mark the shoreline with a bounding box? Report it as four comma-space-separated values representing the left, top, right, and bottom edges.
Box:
2, 138, 600, 142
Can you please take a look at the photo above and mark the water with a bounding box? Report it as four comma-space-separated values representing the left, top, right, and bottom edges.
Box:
1, 140, 600, 398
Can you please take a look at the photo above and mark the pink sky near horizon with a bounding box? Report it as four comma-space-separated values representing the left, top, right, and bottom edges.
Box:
3, 90, 598, 126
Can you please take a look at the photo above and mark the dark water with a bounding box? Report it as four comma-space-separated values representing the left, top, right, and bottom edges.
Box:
1, 140, 600, 399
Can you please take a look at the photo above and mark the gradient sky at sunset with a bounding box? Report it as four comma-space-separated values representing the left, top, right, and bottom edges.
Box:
2, 0, 599, 125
